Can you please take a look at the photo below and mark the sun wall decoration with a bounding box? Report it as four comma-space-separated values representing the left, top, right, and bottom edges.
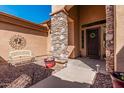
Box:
9, 35, 26, 50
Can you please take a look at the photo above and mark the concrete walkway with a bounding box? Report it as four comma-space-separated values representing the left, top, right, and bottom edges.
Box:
30, 58, 105, 88
68, 58, 106, 73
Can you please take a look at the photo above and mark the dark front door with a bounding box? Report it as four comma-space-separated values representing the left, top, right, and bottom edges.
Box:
86, 28, 100, 59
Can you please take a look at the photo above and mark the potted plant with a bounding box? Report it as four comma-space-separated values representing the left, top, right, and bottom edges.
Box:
110, 72, 124, 88
44, 56, 56, 68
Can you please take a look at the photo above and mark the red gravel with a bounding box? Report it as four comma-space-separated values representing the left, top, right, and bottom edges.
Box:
91, 73, 113, 88
0, 63, 53, 87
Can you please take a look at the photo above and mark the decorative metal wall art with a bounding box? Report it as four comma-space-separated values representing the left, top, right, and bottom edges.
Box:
9, 35, 26, 50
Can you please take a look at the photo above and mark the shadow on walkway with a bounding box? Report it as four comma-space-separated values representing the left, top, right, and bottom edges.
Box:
31, 75, 91, 88
76, 58, 106, 73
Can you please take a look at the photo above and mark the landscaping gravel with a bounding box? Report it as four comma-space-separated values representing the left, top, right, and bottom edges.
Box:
0, 62, 113, 88
0, 62, 54, 87
91, 72, 113, 88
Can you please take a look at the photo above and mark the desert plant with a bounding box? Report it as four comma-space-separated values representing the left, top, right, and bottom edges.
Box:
113, 72, 124, 81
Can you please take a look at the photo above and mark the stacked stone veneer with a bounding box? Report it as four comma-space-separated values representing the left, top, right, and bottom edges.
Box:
51, 12, 68, 58
106, 5, 114, 72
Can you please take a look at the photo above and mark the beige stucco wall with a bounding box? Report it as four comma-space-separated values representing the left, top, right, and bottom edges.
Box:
0, 22, 48, 60
47, 29, 51, 54
52, 5, 65, 13
52, 5, 74, 13
115, 5, 124, 71
68, 6, 80, 58
79, 5, 106, 24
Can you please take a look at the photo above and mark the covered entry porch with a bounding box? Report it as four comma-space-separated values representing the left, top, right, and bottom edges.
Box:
67, 5, 106, 60
50, 5, 115, 72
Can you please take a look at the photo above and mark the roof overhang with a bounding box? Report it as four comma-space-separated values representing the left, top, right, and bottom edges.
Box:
0, 12, 48, 33
50, 5, 74, 16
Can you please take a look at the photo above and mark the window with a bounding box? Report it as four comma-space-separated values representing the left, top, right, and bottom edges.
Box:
82, 30, 84, 48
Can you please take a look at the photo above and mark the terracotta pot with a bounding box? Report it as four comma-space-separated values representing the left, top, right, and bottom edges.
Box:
110, 72, 124, 88
44, 57, 56, 68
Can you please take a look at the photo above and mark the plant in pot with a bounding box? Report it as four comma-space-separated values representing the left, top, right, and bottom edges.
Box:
110, 72, 124, 88
44, 56, 56, 68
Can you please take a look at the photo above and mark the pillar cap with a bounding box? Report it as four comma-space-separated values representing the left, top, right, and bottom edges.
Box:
50, 8, 68, 16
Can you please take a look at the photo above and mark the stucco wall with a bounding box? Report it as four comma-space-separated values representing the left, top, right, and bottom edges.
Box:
68, 6, 80, 58
79, 5, 106, 24
115, 5, 124, 71
0, 22, 48, 60
52, 5, 65, 13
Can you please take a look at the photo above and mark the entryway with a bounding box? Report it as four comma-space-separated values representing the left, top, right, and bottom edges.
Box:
31, 58, 109, 88
68, 58, 106, 73
86, 28, 100, 59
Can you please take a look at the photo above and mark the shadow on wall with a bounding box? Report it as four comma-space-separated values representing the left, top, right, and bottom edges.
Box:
0, 23, 48, 37
116, 46, 124, 72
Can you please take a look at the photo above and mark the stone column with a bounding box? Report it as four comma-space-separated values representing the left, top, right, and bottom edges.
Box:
51, 12, 68, 58
106, 5, 115, 72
